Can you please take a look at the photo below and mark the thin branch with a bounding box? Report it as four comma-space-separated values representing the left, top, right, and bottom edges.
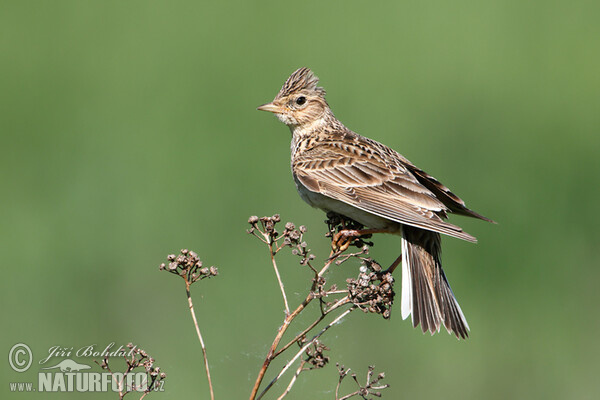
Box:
249, 294, 311, 400
249, 246, 341, 400
336, 365, 389, 400
267, 237, 290, 315
186, 282, 215, 400
276, 360, 306, 400
273, 296, 350, 358
256, 307, 357, 400
327, 290, 350, 295
248, 230, 269, 244
317, 254, 336, 279
338, 391, 359, 400
335, 368, 349, 400
102, 362, 124, 399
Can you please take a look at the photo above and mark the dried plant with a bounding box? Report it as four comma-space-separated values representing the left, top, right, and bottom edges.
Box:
335, 364, 389, 400
159, 250, 217, 400
158, 213, 392, 399
347, 259, 395, 319
95, 344, 166, 400
247, 213, 392, 400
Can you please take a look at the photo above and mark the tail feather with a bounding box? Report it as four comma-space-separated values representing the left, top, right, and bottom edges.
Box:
400, 226, 470, 339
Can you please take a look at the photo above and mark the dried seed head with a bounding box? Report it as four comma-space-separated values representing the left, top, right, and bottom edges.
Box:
96, 345, 166, 397
305, 340, 330, 369
347, 258, 395, 319
160, 249, 218, 285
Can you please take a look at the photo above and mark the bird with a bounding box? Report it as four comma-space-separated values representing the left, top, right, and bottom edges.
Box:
257, 67, 494, 339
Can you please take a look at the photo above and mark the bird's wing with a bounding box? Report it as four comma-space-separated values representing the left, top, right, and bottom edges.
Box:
399, 157, 496, 223
293, 138, 477, 242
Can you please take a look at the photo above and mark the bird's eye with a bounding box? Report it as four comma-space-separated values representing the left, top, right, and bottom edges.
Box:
295, 96, 307, 106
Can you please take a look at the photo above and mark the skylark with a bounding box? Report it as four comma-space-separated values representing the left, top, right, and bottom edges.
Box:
257, 67, 494, 339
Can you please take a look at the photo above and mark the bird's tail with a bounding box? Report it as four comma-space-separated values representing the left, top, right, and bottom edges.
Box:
400, 225, 470, 339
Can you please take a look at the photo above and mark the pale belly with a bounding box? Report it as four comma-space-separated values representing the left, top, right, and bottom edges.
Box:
293, 176, 401, 233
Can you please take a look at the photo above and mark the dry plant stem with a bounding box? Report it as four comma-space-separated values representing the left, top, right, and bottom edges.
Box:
317, 253, 336, 279
257, 307, 357, 400
335, 366, 389, 400
276, 360, 306, 400
102, 364, 125, 399
99, 359, 131, 399
338, 391, 357, 400
249, 293, 311, 400
273, 296, 350, 358
249, 251, 337, 400
185, 281, 215, 400
386, 253, 403, 274
335, 370, 346, 400
338, 384, 388, 400
267, 237, 290, 315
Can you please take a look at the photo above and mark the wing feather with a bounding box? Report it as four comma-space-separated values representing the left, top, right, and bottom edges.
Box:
293, 136, 483, 242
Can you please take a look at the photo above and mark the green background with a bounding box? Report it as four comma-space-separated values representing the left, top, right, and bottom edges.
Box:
2, 1, 599, 399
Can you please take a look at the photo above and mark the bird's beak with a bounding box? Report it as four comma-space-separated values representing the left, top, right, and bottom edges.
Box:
257, 102, 282, 113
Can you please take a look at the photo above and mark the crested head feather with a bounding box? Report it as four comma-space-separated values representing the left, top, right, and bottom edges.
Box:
275, 67, 326, 99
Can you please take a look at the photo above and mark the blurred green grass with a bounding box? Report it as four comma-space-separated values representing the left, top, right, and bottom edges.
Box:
1, 1, 599, 399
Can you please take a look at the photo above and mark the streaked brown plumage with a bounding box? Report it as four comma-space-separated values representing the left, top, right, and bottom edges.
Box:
258, 67, 494, 339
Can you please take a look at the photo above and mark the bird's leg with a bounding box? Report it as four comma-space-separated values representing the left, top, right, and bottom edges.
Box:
331, 228, 389, 252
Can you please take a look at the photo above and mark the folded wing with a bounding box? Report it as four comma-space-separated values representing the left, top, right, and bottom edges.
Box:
294, 137, 479, 242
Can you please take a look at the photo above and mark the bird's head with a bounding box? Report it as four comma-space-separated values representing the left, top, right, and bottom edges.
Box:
257, 67, 329, 127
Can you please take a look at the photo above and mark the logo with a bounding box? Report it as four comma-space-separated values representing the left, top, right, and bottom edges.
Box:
7, 342, 165, 394
9, 343, 33, 373
41, 359, 92, 372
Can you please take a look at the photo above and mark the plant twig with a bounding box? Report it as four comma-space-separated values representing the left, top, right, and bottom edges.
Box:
249, 292, 311, 400
186, 281, 215, 400
95, 344, 166, 400
276, 360, 306, 400
268, 239, 290, 315
160, 250, 217, 400
273, 296, 350, 358
249, 247, 340, 400
247, 214, 393, 400
335, 364, 389, 400
256, 307, 356, 400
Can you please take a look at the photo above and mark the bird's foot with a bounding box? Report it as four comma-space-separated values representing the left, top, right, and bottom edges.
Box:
331, 229, 363, 252
331, 228, 389, 252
